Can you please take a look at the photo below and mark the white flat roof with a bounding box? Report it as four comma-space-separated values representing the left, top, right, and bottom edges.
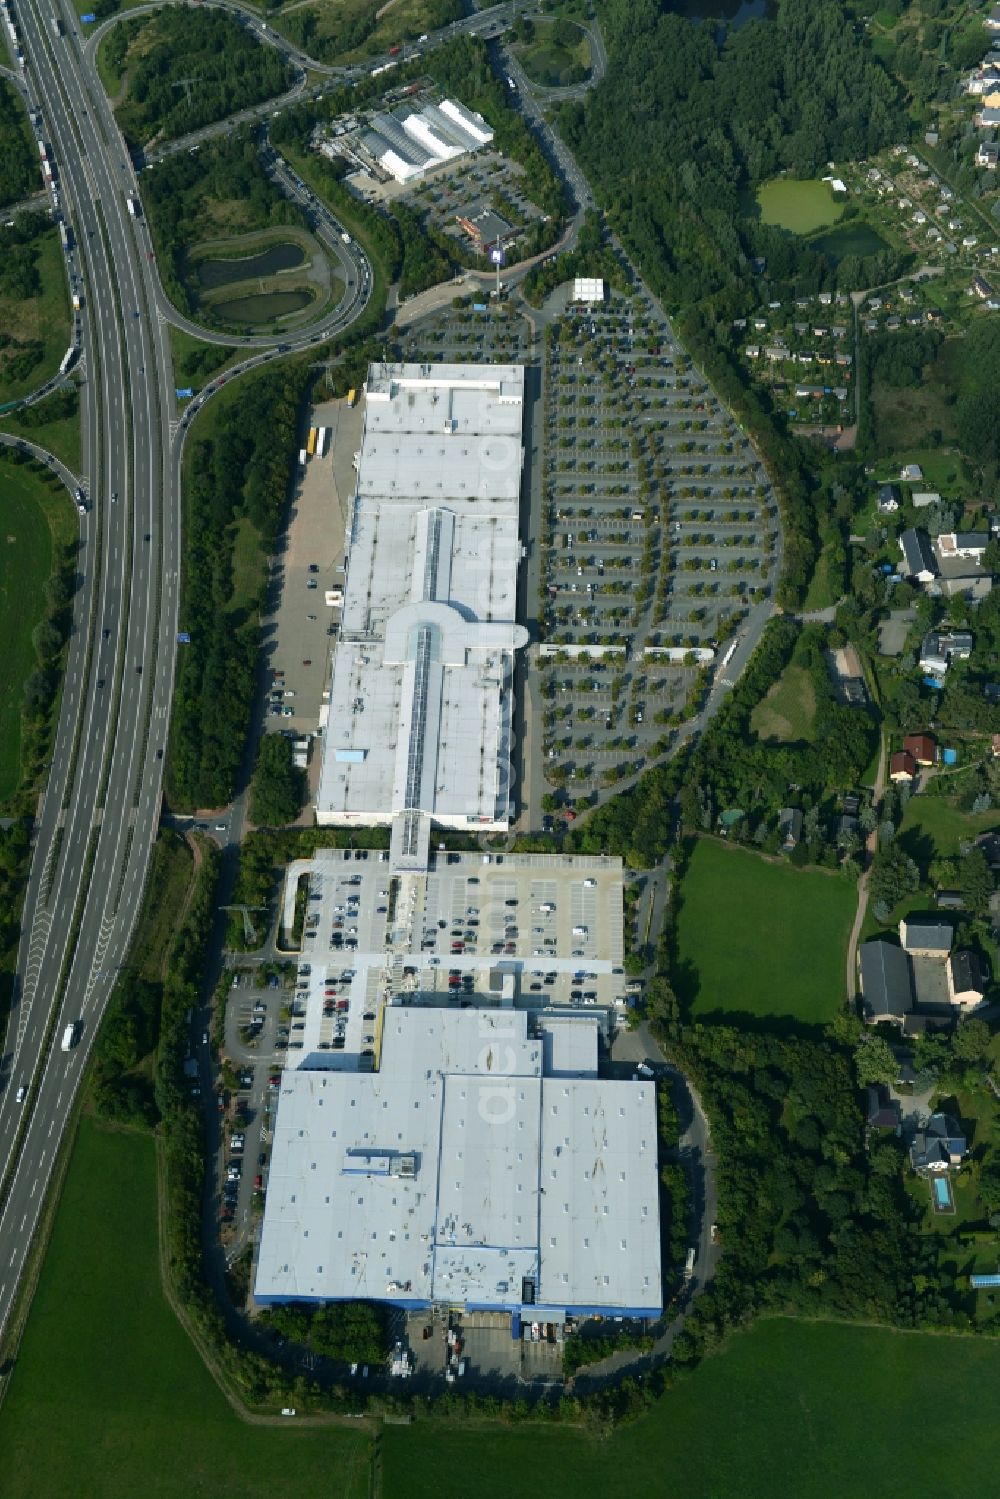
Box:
255, 1009, 660, 1315
317, 363, 526, 831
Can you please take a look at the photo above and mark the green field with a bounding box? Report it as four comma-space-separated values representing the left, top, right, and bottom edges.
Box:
0, 1120, 372, 1499
0, 459, 73, 801
675, 838, 854, 1023
749, 662, 816, 743
381, 1318, 1000, 1499
756, 176, 845, 234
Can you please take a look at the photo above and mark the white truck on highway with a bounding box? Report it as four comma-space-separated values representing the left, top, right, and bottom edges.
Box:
126, 193, 141, 218
61, 1021, 78, 1052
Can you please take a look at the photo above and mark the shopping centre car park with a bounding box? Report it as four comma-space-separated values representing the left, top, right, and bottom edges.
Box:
536, 289, 777, 801
280, 847, 629, 1061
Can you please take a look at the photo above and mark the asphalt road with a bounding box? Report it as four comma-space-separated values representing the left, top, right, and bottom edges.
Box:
0, 0, 366, 1341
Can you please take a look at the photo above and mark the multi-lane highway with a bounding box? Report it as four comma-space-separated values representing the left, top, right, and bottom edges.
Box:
0, 0, 367, 1342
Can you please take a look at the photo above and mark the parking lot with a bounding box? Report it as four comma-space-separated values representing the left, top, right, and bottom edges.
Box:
534, 287, 778, 807
216, 965, 293, 1248
280, 847, 629, 1035
262, 394, 363, 744
397, 300, 534, 367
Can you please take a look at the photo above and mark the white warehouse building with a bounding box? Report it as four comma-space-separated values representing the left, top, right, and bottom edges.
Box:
316, 363, 529, 839
363, 97, 494, 184
254, 1007, 662, 1321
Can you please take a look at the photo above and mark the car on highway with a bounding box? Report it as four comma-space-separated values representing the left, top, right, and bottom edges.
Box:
15, 1084, 25, 1104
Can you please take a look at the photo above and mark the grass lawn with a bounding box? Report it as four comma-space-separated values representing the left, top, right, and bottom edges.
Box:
801, 536, 843, 612
675, 839, 854, 1025
899, 793, 999, 867
2, 399, 82, 474
749, 662, 816, 743
0, 228, 72, 405
380, 1318, 1000, 1499
229, 513, 266, 619
756, 177, 845, 234
0, 1120, 372, 1499
0, 458, 74, 802
168, 325, 238, 386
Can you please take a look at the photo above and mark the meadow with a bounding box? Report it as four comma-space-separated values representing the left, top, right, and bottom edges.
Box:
749, 661, 816, 743
674, 837, 854, 1023
0, 1121, 372, 1499
381, 1317, 1000, 1499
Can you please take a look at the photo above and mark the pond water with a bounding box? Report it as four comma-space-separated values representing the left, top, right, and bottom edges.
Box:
675, 0, 767, 31
809, 222, 890, 263
195, 242, 306, 289
210, 289, 313, 324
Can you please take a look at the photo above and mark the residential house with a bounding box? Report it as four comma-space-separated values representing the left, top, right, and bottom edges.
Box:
859, 940, 912, 1025
903, 733, 936, 766
975, 142, 1000, 169
889, 750, 918, 782
900, 463, 924, 482
865, 1085, 901, 1131
899, 528, 938, 583
993, 731, 1000, 757
900, 916, 953, 959
936, 531, 989, 562
912, 492, 940, 509
919, 629, 973, 674
745, 344, 761, 359
910, 1113, 968, 1174
778, 807, 803, 852
973, 831, 1000, 871
975, 107, 1000, 129
935, 890, 966, 911
947, 950, 987, 1009
986, 4, 1000, 34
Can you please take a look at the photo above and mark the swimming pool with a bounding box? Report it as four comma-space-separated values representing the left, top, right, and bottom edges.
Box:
932, 1176, 953, 1211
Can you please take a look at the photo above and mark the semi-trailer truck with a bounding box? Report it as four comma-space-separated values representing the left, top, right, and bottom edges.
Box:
61, 1021, 77, 1051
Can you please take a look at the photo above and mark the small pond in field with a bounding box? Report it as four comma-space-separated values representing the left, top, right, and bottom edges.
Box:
195, 242, 305, 289
809, 222, 890, 263
210, 290, 313, 323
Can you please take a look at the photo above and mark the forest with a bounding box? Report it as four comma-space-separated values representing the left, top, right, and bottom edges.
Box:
108, 10, 293, 145
249, 733, 305, 827
562, 0, 902, 312
0, 82, 36, 209
141, 129, 305, 319
169, 362, 309, 810
658, 1020, 972, 1357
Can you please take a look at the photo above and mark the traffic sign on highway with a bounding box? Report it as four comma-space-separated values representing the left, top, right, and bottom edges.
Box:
489, 246, 505, 266
177, 632, 191, 644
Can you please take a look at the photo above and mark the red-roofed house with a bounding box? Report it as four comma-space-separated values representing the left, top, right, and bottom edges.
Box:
890, 750, 918, 781
903, 734, 937, 766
